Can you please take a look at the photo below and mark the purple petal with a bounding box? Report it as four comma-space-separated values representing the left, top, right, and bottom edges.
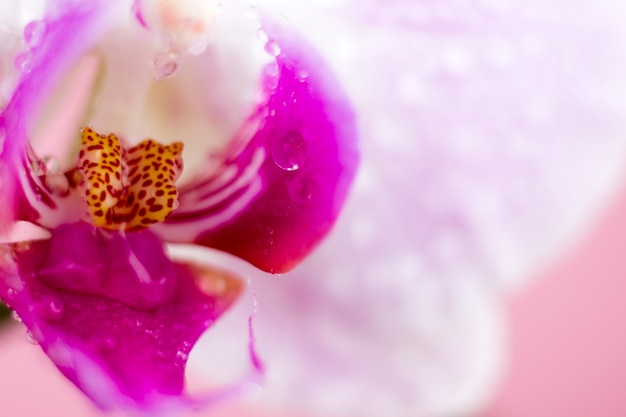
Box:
155, 19, 359, 274
0, 222, 243, 412
1, 0, 121, 228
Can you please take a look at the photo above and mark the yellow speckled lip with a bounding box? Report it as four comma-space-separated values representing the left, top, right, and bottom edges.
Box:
78, 127, 183, 231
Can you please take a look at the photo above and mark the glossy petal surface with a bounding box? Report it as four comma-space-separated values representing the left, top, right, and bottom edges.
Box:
0, 222, 240, 411
157, 20, 359, 273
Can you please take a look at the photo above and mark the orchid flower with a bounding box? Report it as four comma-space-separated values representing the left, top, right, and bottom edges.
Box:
3, 0, 626, 416
0, 0, 358, 413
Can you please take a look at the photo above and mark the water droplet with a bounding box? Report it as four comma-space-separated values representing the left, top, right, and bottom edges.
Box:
296, 69, 309, 81
288, 177, 315, 203
153, 53, 178, 82
5, 288, 16, 300
176, 350, 189, 361
256, 28, 268, 42
14, 51, 33, 72
11, 310, 21, 322
264, 40, 281, 57
157, 60, 178, 81
271, 131, 306, 171
264, 62, 279, 78
36, 295, 64, 322
25, 330, 39, 345
24, 20, 46, 47
262, 62, 280, 91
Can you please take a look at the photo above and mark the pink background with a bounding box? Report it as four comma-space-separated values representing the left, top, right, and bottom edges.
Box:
2, 179, 626, 416
485, 175, 626, 417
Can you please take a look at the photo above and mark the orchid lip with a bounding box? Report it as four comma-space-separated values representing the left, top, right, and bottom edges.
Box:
0, 221, 249, 409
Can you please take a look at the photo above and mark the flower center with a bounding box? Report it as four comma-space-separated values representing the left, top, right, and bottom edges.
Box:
78, 127, 183, 231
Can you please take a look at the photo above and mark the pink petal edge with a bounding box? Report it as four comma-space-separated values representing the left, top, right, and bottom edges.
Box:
156, 17, 360, 273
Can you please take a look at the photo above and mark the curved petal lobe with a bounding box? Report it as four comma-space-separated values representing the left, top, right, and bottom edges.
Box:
156, 20, 359, 273
0, 222, 241, 412
1, 0, 122, 229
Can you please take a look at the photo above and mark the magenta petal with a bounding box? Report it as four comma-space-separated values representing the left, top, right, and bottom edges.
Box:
0, 222, 239, 412
1, 0, 121, 227
157, 21, 359, 273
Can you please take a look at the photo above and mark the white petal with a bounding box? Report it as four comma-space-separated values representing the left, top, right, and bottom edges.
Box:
192, 1, 626, 415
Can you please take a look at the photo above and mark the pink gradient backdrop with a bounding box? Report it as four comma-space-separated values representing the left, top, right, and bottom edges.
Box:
2, 179, 626, 416
486, 174, 626, 417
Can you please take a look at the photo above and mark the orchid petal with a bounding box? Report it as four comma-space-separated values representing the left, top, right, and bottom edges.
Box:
155, 19, 359, 274
0, 222, 242, 412
1, 0, 122, 228
189, 1, 626, 416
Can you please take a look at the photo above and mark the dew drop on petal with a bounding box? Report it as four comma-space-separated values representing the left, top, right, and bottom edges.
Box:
264, 40, 281, 57
11, 310, 21, 322
263, 66, 280, 91
271, 131, 306, 171
256, 28, 268, 43
25, 330, 38, 345
296, 69, 309, 82
36, 294, 64, 322
175, 350, 189, 361
5, 288, 16, 301
23, 20, 46, 47
14, 51, 32, 72
153, 52, 179, 82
